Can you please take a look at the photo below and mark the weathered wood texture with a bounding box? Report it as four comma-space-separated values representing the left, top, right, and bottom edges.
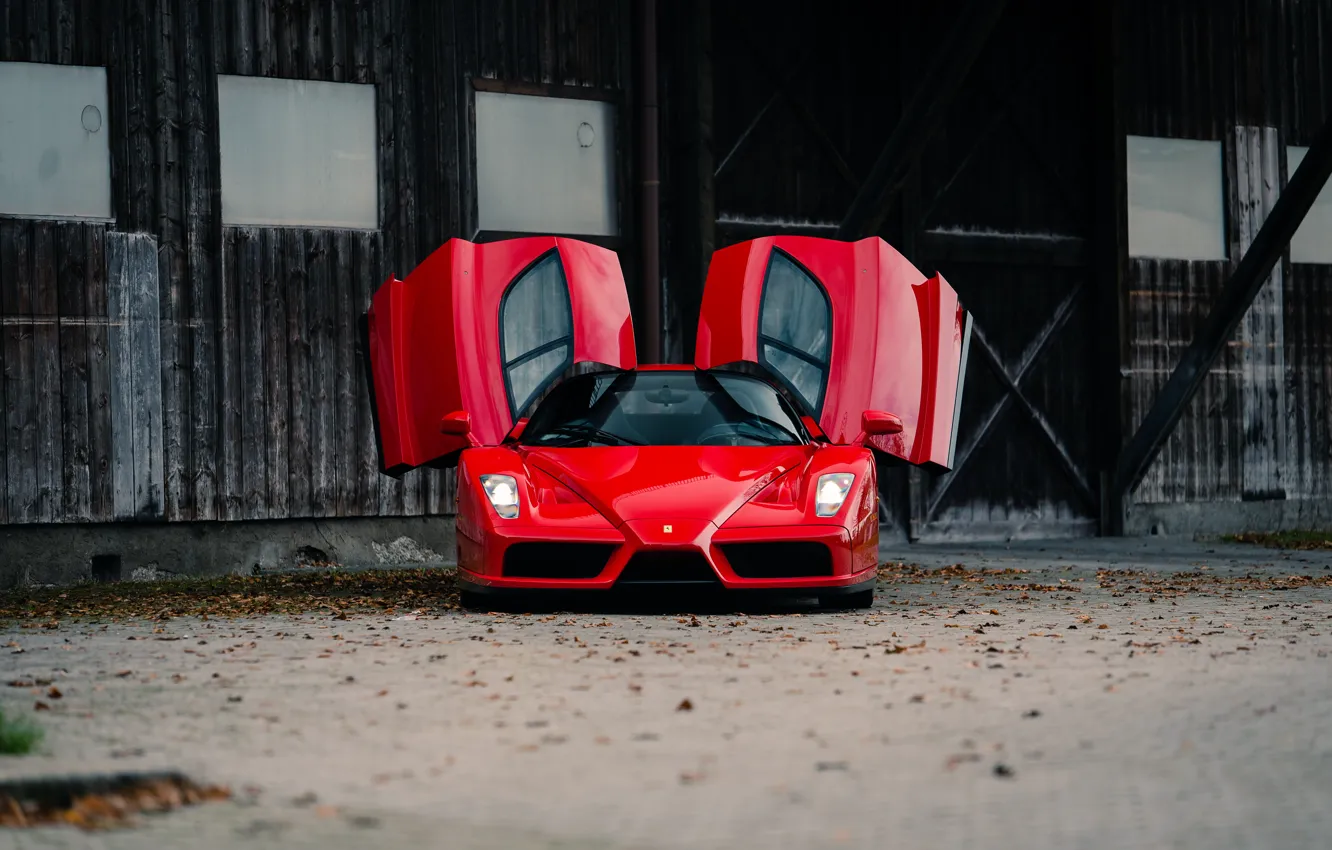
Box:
1123, 0, 1332, 506
107, 232, 164, 519
0, 0, 632, 524
698, 0, 1100, 540
0, 221, 112, 524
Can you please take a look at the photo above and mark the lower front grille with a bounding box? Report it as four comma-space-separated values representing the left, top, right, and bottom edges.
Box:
720, 542, 833, 578
502, 542, 615, 579
616, 551, 719, 585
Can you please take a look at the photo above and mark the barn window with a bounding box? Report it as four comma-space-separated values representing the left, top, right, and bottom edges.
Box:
1126, 136, 1227, 261
474, 90, 618, 236
758, 250, 831, 415
500, 252, 574, 417
217, 75, 377, 229
0, 62, 111, 220
1288, 146, 1332, 264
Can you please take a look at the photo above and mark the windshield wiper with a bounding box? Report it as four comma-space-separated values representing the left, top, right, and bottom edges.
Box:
537, 424, 644, 446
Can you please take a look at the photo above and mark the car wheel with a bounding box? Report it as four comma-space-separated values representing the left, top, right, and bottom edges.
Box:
819, 588, 874, 611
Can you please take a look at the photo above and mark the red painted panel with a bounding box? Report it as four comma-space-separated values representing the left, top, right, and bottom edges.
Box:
694, 236, 970, 470
367, 237, 636, 472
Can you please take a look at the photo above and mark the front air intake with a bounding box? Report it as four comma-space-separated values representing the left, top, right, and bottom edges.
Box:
616, 551, 719, 585
720, 542, 833, 578
502, 543, 616, 579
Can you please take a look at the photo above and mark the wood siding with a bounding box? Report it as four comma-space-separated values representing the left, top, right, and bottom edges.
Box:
1124, 0, 1332, 506
0, 0, 632, 525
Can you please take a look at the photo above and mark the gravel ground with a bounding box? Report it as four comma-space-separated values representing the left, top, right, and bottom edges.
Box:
2, 538, 1331, 850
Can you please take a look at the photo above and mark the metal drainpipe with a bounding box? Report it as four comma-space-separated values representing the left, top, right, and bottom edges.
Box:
638, 0, 661, 363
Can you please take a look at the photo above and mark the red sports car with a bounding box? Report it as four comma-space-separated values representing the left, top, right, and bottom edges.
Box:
366, 235, 970, 609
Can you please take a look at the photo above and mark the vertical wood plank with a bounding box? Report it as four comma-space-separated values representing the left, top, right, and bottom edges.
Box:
107, 232, 154, 519
284, 229, 312, 516
31, 223, 63, 522
255, 0, 276, 75
262, 229, 290, 517
217, 230, 242, 519
329, 0, 346, 81
131, 236, 164, 519
333, 231, 356, 516
237, 228, 268, 518
85, 225, 113, 521
350, 0, 371, 83
53, 0, 75, 61
186, 0, 217, 520
156, 0, 190, 522
0, 224, 35, 523
353, 233, 380, 515
233, 0, 254, 74
308, 231, 337, 516
394, 0, 421, 516
57, 224, 92, 522
1232, 124, 1288, 500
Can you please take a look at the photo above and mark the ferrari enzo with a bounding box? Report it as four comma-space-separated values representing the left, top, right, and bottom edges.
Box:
366, 235, 970, 609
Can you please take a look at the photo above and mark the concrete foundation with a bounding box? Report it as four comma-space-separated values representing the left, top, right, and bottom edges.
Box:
1125, 498, 1332, 537
0, 516, 456, 589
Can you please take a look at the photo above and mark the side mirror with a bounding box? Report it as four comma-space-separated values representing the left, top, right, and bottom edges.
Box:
440, 410, 472, 437
861, 410, 904, 436
505, 417, 529, 442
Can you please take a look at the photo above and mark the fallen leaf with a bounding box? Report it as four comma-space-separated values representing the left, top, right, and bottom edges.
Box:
676, 698, 694, 712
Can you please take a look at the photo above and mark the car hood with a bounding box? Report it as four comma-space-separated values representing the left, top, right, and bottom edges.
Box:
521, 445, 810, 525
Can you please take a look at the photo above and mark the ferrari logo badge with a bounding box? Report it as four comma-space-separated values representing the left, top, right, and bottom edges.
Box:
663, 524, 673, 533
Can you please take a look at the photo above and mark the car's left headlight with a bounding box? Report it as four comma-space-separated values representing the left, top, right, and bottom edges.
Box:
815, 473, 855, 517
480, 474, 520, 519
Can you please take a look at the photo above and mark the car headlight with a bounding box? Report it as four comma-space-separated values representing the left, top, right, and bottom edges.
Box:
815, 473, 855, 517
480, 474, 520, 519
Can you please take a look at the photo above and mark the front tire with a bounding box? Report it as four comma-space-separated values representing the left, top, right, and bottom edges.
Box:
818, 588, 874, 611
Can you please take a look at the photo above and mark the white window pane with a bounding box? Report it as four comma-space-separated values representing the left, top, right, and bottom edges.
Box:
1288, 146, 1332, 264
475, 91, 617, 236
218, 75, 377, 229
1127, 135, 1226, 260
0, 62, 111, 220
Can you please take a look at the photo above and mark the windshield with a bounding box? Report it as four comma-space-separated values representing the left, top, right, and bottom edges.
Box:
521, 370, 808, 447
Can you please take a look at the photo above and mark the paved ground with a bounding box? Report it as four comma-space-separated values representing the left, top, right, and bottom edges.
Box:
2, 538, 1331, 849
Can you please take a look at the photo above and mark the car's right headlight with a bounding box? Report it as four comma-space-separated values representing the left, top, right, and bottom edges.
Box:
480, 474, 520, 519
815, 473, 855, 517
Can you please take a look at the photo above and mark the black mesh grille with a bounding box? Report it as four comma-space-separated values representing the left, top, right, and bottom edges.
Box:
502, 543, 616, 579
616, 551, 719, 584
720, 542, 833, 578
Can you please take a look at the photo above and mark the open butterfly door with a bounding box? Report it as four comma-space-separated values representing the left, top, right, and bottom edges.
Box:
695, 236, 971, 471
367, 236, 637, 474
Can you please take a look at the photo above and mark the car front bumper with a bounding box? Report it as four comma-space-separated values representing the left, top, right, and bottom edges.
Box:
455, 519, 878, 592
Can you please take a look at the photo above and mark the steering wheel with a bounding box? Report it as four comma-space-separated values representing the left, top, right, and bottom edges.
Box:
696, 424, 743, 446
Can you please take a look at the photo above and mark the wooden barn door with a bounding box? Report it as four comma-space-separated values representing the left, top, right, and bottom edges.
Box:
667, 0, 1105, 541
900, 2, 1101, 541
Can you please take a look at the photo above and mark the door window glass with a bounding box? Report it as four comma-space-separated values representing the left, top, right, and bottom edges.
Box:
758, 251, 831, 414
500, 252, 574, 416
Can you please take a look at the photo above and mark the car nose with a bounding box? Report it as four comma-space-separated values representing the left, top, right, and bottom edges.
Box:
620, 518, 715, 549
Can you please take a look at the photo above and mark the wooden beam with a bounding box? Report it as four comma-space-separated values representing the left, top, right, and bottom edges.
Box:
915, 230, 1089, 268
1091, 0, 1128, 534
1115, 114, 1332, 499
836, 0, 1010, 240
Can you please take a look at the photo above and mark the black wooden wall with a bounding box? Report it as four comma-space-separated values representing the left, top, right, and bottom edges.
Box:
662, 0, 1104, 540
1122, 0, 1332, 508
0, 0, 633, 525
